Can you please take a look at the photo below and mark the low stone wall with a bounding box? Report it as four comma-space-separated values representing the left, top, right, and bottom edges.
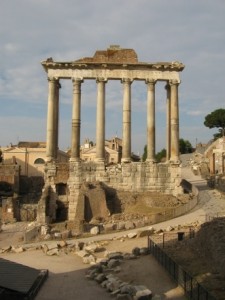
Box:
138, 180, 198, 225
68, 161, 183, 196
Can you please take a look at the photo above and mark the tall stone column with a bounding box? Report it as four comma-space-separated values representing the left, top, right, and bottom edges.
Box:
146, 79, 156, 162
165, 83, 171, 161
71, 78, 83, 161
169, 79, 180, 162
122, 78, 132, 163
46, 77, 59, 162
53, 81, 60, 160
95, 78, 106, 162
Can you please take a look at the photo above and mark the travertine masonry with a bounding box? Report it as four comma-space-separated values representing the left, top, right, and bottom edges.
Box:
40, 46, 185, 224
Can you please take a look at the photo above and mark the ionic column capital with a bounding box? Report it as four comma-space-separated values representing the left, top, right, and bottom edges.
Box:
48, 77, 61, 88
72, 77, 83, 83
169, 79, 180, 86
145, 79, 156, 85
48, 76, 58, 82
72, 78, 83, 94
121, 78, 133, 84
96, 77, 108, 83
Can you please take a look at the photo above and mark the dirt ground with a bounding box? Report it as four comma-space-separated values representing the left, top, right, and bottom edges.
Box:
0, 235, 186, 300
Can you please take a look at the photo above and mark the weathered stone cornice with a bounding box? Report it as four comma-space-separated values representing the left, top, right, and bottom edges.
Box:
41, 60, 185, 73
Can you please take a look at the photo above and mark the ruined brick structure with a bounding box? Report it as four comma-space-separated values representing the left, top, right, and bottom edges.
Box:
38, 46, 185, 225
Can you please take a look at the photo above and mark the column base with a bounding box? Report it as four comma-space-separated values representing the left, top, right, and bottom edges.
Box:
146, 158, 157, 164
169, 158, 181, 165
121, 158, 131, 163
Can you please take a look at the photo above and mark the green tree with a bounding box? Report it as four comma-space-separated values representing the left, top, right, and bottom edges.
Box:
204, 108, 225, 138
142, 145, 147, 161
142, 138, 192, 162
155, 148, 166, 162
179, 139, 193, 154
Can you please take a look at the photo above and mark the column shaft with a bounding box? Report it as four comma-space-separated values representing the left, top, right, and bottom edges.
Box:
71, 78, 83, 161
46, 77, 59, 161
146, 80, 156, 162
53, 81, 60, 160
170, 80, 180, 161
165, 83, 171, 161
95, 78, 106, 162
122, 78, 132, 163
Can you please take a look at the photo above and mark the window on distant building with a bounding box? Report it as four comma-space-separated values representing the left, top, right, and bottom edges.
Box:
34, 158, 45, 164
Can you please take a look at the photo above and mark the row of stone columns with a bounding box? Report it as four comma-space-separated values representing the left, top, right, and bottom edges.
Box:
46, 77, 180, 163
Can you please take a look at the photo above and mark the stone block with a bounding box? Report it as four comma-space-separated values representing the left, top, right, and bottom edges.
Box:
90, 226, 100, 235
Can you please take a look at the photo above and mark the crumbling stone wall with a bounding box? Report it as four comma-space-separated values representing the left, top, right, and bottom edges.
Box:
68, 161, 182, 195
1, 197, 18, 223
0, 164, 20, 195
41, 161, 183, 224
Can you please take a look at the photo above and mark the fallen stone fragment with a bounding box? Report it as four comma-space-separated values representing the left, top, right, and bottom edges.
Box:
41, 244, 49, 254
12, 246, 24, 253
107, 258, 121, 269
106, 276, 122, 292
47, 242, 58, 250
128, 232, 137, 239
76, 250, 89, 258
44, 233, 51, 240
61, 230, 71, 239
90, 226, 100, 235
123, 253, 138, 260
120, 284, 134, 295
139, 247, 149, 255
125, 221, 135, 230
46, 248, 59, 256
95, 273, 107, 283
166, 225, 174, 232
0, 246, 11, 253
137, 229, 154, 237
132, 247, 140, 256
131, 285, 152, 300
116, 222, 126, 230
104, 223, 117, 232
83, 254, 96, 264
54, 232, 62, 239
58, 240, 67, 248
85, 243, 104, 253
106, 252, 124, 260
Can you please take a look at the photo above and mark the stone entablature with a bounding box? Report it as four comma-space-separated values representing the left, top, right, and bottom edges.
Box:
42, 61, 184, 81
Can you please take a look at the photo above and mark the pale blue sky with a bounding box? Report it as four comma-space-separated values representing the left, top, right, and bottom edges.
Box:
1, 0, 225, 155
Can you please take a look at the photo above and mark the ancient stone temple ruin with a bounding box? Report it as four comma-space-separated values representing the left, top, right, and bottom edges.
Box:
37, 45, 185, 226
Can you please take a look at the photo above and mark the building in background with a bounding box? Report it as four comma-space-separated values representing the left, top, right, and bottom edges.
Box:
2, 142, 69, 177
80, 136, 139, 164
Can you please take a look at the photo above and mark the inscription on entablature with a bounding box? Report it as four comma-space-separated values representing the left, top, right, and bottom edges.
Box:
48, 68, 180, 82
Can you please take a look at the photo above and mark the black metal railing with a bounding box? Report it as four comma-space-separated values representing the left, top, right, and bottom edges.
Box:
148, 237, 217, 300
